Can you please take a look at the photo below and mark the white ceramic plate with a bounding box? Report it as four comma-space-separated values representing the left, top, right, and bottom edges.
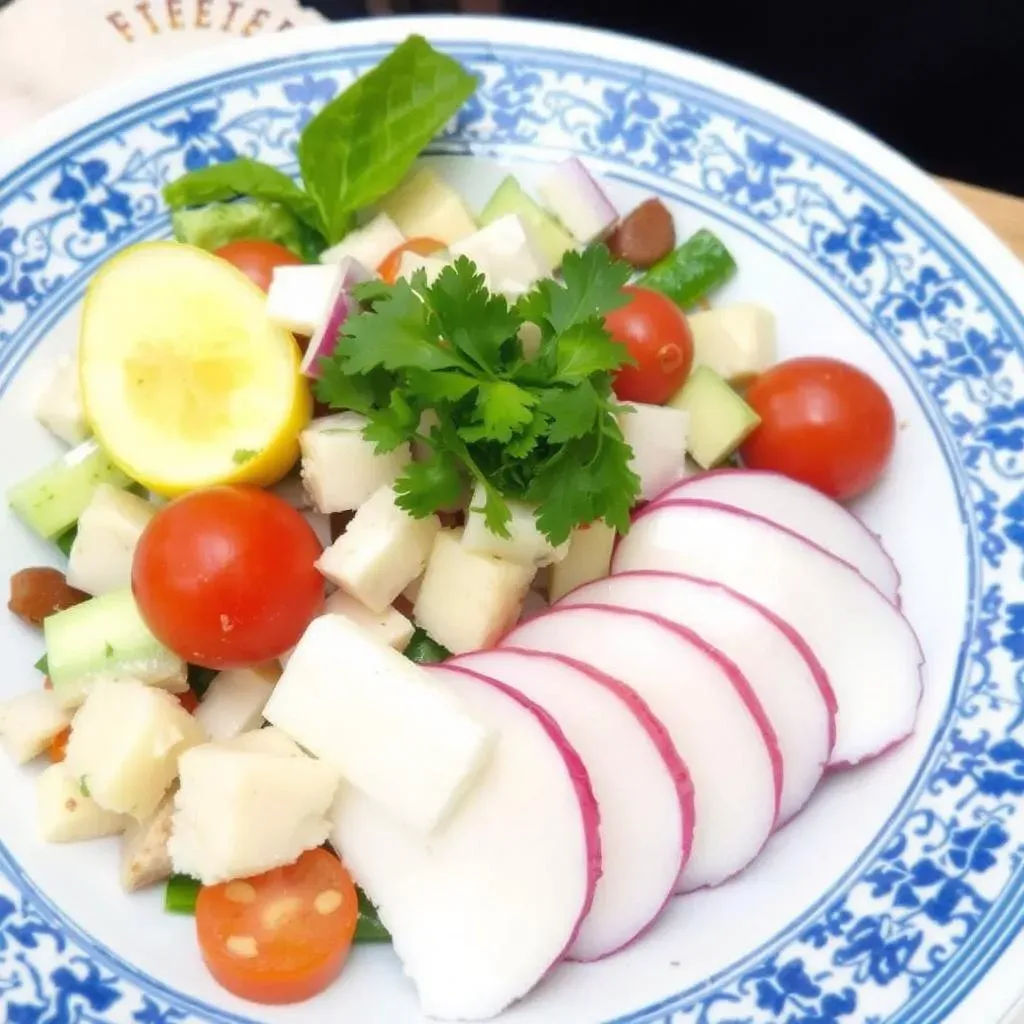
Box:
1, 16, 1023, 1024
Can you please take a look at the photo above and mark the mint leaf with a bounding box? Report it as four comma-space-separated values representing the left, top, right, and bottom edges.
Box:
163, 158, 324, 235
298, 36, 476, 243
170, 201, 323, 261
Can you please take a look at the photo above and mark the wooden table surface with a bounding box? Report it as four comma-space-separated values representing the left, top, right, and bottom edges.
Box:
943, 179, 1024, 262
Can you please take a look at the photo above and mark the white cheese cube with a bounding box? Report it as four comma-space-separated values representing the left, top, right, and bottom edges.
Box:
66, 484, 156, 596
37, 763, 127, 843
379, 167, 478, 245
449, 215, 548, 295
194, 665, 279, 742
619, 402, 690, 501
461, 483, 569, 568
316, 484, 440, 612
168, 742, 340, 885
300, 412, 412, 514
0, 690, 71, 764
266, 263, 345, 336
120, 786, 175, 890
64, 680, 205, 820
414, 529, 536, 654
397, 250, 449, 286
325, 590, 414, 651
689, 303, 777, 385
319, 213, 406, 271
548, 522, 617, 602
264, 614, 493, 833
35, 354, 89, 446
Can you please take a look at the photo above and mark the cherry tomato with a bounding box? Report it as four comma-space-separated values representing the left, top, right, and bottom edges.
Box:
740, 356, 896, 501
606, 286, 694, 405
132, 486, 324, 670
48, 726, 69, 763
196, 848, 358, 1005
377, 237, 445, 285
213, 240, 303, 292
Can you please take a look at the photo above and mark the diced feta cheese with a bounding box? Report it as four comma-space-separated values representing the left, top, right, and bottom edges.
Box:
316, 484, 440, 612
548, 522, 617, 603
168, 741, 340, 884
396, 250, 449, 285
461, 483, 569, 568
64, 680, 205, 820
35, 355, 89, 446
619, 402, 690, 501
537, 157, 619, 244
37, 763, 127, 843
449, 215, 548, 296
194, 665, 279, 742
379, 167, 477, 245
414, 529, 536, 654
264, 614, 493, 833
120, 785, 175, 890
0, 690, 71, 764
299, 412, 412, 513
325, 590, 414, 651
319, 213, 406, 271
266, 263, 345, 336
66, 484, 155, 596
689, 303, 777, 385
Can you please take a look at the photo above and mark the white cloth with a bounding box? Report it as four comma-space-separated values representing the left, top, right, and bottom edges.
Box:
0, 0, 326, 140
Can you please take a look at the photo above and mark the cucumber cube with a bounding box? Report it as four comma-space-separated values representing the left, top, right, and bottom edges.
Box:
668, 366, 760, 469
480, 176, 575, 273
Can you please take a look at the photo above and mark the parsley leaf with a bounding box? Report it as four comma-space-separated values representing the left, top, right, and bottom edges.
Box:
315, 243, 640, 544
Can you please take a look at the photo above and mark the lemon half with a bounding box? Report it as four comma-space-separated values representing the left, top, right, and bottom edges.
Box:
80, 242, 311, 495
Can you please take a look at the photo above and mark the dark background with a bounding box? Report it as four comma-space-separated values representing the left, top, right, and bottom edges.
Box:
314, 0, 1024, 197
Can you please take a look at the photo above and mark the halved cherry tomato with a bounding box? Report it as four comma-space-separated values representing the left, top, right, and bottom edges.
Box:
606, 286, 694, 405
196, 848, 358, 1005
740, 356, 896, 502
176, 688, 201, 715
213, 241, 303, 293
378, 237, 445, 285
48, 726, 69, 763
132, 486, 324, 670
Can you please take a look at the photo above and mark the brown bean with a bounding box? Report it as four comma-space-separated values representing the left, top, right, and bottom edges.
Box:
607, 198, 676, 269
8, 567, 89, 627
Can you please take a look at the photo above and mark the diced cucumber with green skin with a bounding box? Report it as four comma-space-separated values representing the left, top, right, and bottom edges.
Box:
480, 176, 576, 272
668, 366, 761, 469
164, 873, 201, 915
404, 628, 450, 665
7, 439, 132, 540
639, 229, 738, 309
43, 588, 186, 704
34, 654, 48, 675
54, 524, 77, 557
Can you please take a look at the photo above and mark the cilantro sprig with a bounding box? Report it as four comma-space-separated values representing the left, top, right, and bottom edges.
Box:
314, 245, 641, 546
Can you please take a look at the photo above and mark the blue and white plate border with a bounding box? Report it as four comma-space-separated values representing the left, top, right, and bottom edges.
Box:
1, 17, 1023, 1024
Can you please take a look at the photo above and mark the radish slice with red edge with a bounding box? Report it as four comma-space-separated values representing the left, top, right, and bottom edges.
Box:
614, 499, 923, 767
504, 603, 781, 892
560, 571, 835, 824
653, 469, 901, 603
449, 648, 692, 960
331, 663, 600, 1021
299, 256, 371, 379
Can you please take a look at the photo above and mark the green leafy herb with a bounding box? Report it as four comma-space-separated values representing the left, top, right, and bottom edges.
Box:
355, 886, 392, 943
163, 36, 476, 247
315, 245, 641, 545
170, 201, 322, 261
34, 654, 48, 675
164, 873, 201, 915
79, 776, 90, 798
232, 448, 259, 465
54, 524, 77, 558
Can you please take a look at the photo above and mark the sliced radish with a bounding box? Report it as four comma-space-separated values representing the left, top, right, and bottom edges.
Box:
449, 648, 691, 960
614, 500, 923, 766
331, 664, 600, 1021
560, 571, 835, 824
504, 605, 780, 892
656, 470, 900, 602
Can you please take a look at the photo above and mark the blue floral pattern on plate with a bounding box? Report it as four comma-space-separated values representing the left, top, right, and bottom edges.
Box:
0, 38, 1022, 1024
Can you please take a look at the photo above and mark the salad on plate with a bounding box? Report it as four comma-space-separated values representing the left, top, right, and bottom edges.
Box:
0, 35, 923, 1021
